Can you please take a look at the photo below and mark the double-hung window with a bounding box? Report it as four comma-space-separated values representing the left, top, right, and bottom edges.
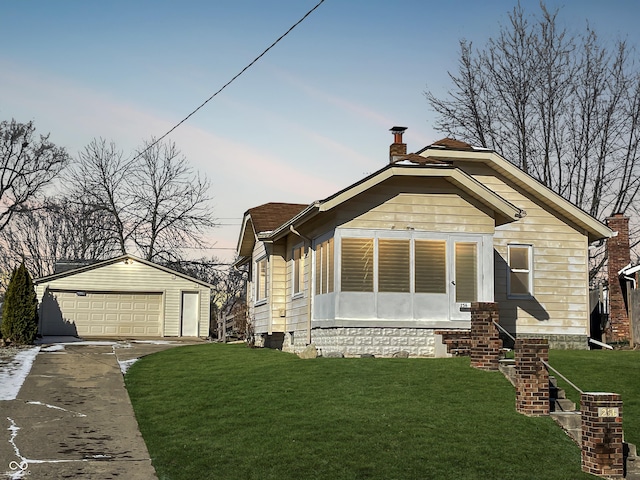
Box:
293, 246, 304, 296
256, 257, 268, 302
508, 244, 533, 297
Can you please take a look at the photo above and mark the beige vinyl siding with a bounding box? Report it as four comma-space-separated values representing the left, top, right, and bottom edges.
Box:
251, 242, 270, 335
339, 178, 495, 234
285, 234, 310, 335
35, 259, 210, 337
462, 162, 590, 335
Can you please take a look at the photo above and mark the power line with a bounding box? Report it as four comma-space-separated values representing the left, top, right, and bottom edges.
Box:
130, 0, 326, 163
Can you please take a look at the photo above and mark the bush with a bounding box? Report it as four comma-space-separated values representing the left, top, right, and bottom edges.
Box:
0, 263, 38, 344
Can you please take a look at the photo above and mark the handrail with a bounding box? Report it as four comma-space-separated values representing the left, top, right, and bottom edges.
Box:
493, 321, 516, 342
491, 320, 583, 394
541, 359, 584, 395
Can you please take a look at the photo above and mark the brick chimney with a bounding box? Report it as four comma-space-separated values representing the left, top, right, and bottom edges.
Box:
606, 213, 630, 342
389, 126, 407, 163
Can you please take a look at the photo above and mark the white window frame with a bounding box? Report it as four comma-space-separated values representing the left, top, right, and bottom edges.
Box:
255, 256, 268, 304
507, 244, 533, 298
292, 244, 304, 298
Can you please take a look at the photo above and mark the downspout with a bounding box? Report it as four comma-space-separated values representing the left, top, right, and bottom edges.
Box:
290, 225, 313, 345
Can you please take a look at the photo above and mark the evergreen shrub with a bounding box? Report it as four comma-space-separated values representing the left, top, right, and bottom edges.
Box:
0, 263, 38, 344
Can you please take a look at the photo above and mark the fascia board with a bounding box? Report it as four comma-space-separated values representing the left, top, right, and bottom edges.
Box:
236, 214, 257, 257
419, 148, 613, 242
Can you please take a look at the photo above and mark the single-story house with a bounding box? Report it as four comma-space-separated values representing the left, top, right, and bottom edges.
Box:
34, 254, 211, 338
235, 127, 613, 357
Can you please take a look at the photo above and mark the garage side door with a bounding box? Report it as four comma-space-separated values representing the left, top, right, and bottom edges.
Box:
46, 291, 162, 337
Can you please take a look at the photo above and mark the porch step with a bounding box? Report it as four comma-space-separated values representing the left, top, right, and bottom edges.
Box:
625, 442, 640, 479
549, 376, 577, 412
498, 358, 516, 386
551, 411, 581, 444
435, 329, 472, 357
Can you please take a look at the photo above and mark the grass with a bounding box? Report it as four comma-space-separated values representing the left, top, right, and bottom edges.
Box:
126, 344, 594, 480
549, 349, 640, 446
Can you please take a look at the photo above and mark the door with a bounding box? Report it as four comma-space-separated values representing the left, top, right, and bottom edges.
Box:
181, 292, 199, 336
42, 291, 162, 337
450, 238, 481, 320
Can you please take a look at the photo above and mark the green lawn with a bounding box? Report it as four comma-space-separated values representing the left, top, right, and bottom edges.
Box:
126, 344, 597, 480
549, 349, 640, 447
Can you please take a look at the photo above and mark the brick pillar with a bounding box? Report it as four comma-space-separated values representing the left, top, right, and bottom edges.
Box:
515, 338, 549, 416
606, 213, 630, 342
470, 302, 502, 371
581, 392, 624, 478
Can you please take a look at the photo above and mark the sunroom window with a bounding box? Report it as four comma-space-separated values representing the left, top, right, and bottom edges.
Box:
378, 239, 410, 292
315, 237, 334, 295
341, 238, 373, 292
415, 240, 446, 294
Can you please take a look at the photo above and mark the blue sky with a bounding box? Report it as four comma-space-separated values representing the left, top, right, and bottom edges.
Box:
2, 0, 640, 262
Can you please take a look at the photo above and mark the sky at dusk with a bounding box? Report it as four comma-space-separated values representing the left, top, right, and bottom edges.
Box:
2, 0, 640, 263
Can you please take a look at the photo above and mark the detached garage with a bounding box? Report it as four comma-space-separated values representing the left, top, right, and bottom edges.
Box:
34, 254, 212, 338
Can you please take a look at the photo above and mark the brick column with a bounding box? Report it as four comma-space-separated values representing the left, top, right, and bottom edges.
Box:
515, 338, 549, 416
470, 302, 502, 371
581, 392, 624, 478
606, 214, 630, 342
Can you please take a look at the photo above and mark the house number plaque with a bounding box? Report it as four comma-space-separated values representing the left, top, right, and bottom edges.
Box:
597, 407, 619, 418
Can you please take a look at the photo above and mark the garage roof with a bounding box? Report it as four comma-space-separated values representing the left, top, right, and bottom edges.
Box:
34, 254, 213, 288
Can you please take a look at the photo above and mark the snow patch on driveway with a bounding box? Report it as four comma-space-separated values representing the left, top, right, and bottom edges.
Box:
118, 358, 138, 374
0, 348, 40, 401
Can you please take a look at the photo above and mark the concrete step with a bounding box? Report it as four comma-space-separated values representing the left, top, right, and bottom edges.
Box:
551, 397, 577, 412
498, 358, 516, 386
626, 442, 640, 479
551, 411, 581, 444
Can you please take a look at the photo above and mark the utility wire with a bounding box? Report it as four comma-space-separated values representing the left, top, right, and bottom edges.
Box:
131, 0, 326, 163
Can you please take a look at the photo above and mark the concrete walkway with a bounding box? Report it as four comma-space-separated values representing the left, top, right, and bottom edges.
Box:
1, 338, 204, 479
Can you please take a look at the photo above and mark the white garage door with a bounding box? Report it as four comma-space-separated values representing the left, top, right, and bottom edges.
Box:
43, 291, 162, 337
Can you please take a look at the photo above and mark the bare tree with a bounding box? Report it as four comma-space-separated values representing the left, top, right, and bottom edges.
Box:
166, 257, 248, 339
0, 119, 69, 232
131, 140, 215, 262
425, 3, 640, 279
67, 138, 134, 255
67, 138, 215, 262
0, 197, 120, 278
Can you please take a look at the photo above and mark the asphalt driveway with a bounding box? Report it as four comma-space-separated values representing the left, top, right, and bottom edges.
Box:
1, 337, 203, 479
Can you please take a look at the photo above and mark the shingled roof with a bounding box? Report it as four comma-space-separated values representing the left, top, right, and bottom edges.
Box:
430, 137, 474, 150
246, 202, 308, 234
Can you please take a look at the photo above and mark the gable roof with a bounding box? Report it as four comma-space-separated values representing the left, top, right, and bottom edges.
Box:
415, 140, 612, 243
34, 254, 213, 288
235, 135, 613, 259
246, 202, 308, 234
236, 203, 308, 257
